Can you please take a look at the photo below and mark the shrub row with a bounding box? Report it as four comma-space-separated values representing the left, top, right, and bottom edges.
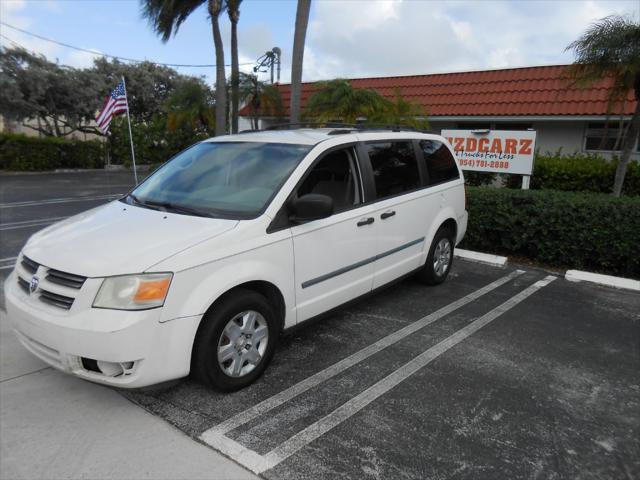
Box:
503, 152, 640, 195
0, 133, 105, 171
460, 187, 640, 278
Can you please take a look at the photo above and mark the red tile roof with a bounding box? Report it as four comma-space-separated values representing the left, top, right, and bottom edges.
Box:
243, 65, 636, 118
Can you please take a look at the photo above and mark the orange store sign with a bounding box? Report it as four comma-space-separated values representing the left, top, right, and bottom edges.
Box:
441, 129, 537, 175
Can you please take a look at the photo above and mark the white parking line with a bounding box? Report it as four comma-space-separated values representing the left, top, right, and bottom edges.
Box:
0, 216, 68, 231
0, 257, 17, 271
206, 269, 525, 437
0, 194, 121, 208
201, 274, 556, 474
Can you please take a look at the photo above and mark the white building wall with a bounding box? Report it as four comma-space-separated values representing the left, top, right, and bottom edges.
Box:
530, 121, 585, 155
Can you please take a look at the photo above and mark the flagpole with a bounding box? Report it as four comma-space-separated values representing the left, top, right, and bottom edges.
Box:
121, 75, 138, 185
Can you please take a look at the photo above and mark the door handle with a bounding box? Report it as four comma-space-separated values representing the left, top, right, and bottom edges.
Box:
357, 217, 375, 227
380, 210, 396, 220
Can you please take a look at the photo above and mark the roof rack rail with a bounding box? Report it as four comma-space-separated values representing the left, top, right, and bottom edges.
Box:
245, 122, 437, 135
265, 122, 357, 131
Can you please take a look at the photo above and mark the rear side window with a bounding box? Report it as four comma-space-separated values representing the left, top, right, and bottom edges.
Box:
366, 142, 420, 200
419, 140, 459, 185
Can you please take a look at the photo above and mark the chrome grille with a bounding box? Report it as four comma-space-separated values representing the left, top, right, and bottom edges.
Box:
46, 269, 86, 289
21, 256, 39, 274
16, 255, 85, 311
38, 289, 75, 310
17, 277, 30, 294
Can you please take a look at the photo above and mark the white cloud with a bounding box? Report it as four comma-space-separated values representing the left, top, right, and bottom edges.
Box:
64, 48, 103, 69
301, 0, 640, 80
0, 0, 61, 59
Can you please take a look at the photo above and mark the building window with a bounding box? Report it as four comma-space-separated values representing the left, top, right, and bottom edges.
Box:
584, 122, 629, 151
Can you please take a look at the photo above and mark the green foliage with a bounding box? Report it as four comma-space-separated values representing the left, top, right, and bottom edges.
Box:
367, 90, 430, 130
565, 15, 640, 107
238, 72, 285, 129
108, 116, 207, 166
0, 48, 103, 137
305, 80, 430, 130
305, 79, 390, 124
504, 152, 640, 195
460, 187, 640, 278
165, 78, 215, 133
463, 171, 498, 186
0, 133, 104, 171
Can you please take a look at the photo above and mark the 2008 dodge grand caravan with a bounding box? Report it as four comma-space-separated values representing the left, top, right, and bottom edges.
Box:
5, 128, 467, 391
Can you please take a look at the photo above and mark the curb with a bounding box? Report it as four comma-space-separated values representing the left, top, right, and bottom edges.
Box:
565, 270, 640, 292
454, 248, 507, 267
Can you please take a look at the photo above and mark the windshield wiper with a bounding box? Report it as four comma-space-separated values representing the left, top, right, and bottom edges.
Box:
141, 199, 215, 218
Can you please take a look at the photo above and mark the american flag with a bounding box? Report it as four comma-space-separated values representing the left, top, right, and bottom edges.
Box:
95, 81, 128, 134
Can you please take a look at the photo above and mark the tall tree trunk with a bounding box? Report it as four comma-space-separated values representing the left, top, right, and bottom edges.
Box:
290, 0, 311, 124
230, 9, 240, 134
209, 0, 227, 136
613, 100, 640, 196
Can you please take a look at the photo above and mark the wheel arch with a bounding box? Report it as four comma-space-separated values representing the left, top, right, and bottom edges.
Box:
189, 279, 287, 374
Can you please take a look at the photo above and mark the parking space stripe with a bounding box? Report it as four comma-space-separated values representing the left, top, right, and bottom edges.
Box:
0, 194, 121, 208
0, 257, 17, 271
204, 269, 525, 437
0, 216, 68, 231
202, 274, 556, 474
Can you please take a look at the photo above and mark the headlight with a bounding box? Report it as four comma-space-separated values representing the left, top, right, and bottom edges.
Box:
93, 273, 173, 310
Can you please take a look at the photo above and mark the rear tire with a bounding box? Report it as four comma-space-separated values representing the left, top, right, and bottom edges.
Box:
192, 290, 278, 391
416, 227, 454, 285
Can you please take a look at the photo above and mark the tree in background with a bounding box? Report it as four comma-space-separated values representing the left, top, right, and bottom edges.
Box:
566, 15, 640, 196
141, 0, 227, 136
92, 57, 187, 122
290, 0, 311, 124
303, 79, 383, 124
165, 77, 215, 134
239, 72, 284, 129
0, 48, 102, 136
228, 0, 242, 134
367, 90, 430, 130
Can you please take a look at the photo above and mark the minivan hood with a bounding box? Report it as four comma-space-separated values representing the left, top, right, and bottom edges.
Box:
23, 201, 238, 277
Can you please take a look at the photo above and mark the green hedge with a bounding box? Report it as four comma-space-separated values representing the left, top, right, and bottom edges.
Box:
460, 187, 640, 278
0, 133, 105, 171
505, 152, 640, 195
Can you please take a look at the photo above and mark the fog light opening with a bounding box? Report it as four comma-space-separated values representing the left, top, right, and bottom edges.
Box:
81, 357, 137, 377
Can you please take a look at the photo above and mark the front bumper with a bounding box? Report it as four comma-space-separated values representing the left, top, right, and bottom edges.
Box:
4, 270, 201, 388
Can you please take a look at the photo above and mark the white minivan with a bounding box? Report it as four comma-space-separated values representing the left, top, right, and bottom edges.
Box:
5, 128, 467, 391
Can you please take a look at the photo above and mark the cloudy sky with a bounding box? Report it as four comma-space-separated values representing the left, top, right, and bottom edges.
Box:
1, 0, 638, 84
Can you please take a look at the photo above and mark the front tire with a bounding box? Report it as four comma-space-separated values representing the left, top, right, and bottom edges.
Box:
192, 290, 278, 391
416, 227, 454, 285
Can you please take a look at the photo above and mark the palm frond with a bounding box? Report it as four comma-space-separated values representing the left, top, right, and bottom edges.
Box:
141, 0, 205, 42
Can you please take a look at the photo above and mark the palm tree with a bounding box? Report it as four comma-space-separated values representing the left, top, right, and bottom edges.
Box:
227, 0, 242, 134
165, 78, 215, 134
566, 15, 640, 196
290, 0, 312, 123
368, 90, 430, 130
304, 79, 389, 124
238, 72, 284, 129
141, 0, 227, 136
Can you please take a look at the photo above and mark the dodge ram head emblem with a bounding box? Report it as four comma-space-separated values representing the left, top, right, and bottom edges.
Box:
29, 276, 39, 295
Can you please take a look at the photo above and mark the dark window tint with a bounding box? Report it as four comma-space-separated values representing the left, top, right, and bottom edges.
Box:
298, 148, 361, 211
419, 140, 460, 185
366, 142, 420, 199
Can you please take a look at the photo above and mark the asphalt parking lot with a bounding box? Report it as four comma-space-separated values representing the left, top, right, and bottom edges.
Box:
1, 171, 639, 480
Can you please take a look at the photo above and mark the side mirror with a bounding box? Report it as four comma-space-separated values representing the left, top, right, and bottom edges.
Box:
290, 193, 333, 223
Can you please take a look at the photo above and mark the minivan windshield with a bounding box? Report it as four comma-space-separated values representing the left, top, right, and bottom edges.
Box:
126, 141, 311, 218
